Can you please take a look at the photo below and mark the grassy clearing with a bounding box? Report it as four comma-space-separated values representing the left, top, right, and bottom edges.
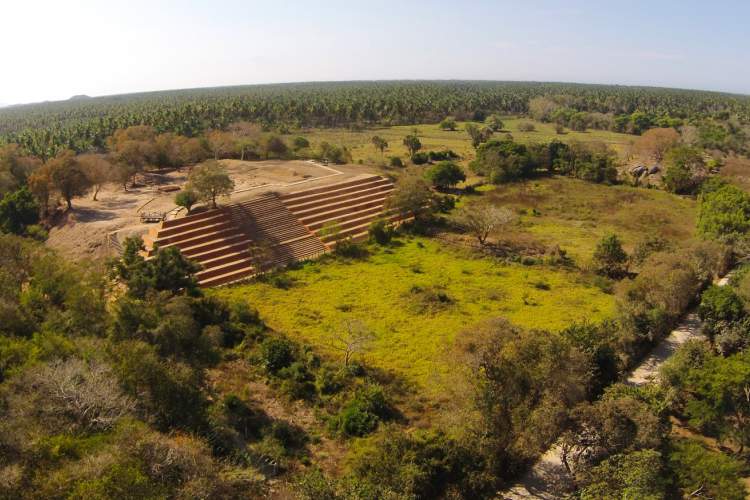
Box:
213, 236, 614, 396
301, 118, 635, 166
477, 177, 697, 261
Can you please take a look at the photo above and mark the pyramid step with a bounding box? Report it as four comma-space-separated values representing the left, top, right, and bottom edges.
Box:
153, 219, 236, 246
300, 198, 388, 226
283, 182, 393, 213
198, 266, 256, 287
157, 212, 230, 238
308, 205, 387, 232
162, 207, 224, 229
196, 257, 256, 281
178, 233, 250, 257
280, 176, 384, 202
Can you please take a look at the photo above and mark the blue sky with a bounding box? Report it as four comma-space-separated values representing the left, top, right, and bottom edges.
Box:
2, 0, 749, 105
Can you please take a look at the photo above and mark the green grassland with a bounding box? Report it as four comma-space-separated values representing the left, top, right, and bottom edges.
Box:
213, 236, 615, 397
477, 177, 697, 261
302, 117, 635, 166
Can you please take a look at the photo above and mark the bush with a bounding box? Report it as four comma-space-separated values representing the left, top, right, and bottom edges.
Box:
518, 122, 536, 132
174, 189, 199, 214
411, 152, 429, 165
593, 234, 628, 279
699, 285, 744, 324
0, 187, 39, 235
698, 183, 750, 239
425, 161, 466, 190
331, 385, 390, 437
439, 117, 457, 131
261, 337, 295, 373
667, 438, 746, 500
368, 219, 393, 245
389, 156, 403, 168
292, 136, 310, 150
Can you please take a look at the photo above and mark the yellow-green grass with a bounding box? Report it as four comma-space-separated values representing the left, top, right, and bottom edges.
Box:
479, 177, 698, 261
212, 236, 615, 398
300, 118, 635, 167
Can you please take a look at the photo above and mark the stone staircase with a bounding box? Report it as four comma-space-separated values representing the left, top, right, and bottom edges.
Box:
142, 175, 396, 287
279, 175, 397, 245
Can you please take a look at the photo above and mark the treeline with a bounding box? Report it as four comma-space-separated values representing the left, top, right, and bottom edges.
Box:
2, 81, 750, 158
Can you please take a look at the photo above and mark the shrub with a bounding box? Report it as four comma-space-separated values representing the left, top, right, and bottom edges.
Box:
331, 385, 390, 437
389, 156, 403, 168
368, 219, 393, 245
667, 438, 746, 500
174, 189, 199, 214
518, 122, 536, 132
425, 161, 466, 190
593, 234, 628, 279
698, 183, 750, 239
439, 117, 457, 131
292, 136, 310, 150
411, 152, 429, 165
699, 285, 744, 324
261, 337, 295, 373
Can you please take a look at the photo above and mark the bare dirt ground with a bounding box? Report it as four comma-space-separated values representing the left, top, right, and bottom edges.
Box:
45, 160, 377, 260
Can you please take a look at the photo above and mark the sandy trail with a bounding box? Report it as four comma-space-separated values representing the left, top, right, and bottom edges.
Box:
500, 274, 732, 499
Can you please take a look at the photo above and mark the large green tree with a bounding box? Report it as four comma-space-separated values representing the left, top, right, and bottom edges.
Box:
187, 161, 235, 208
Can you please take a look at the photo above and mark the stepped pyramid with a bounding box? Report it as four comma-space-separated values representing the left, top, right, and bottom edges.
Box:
142, 175, 396, 287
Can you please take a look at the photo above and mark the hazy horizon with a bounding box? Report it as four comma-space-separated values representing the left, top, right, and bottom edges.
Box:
3, 0, 749, 105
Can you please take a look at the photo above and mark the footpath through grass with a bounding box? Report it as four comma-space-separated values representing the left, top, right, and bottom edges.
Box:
213, 237, 615, 395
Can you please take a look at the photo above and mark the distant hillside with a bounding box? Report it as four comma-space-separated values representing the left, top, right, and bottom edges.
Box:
68, 95, 91, 101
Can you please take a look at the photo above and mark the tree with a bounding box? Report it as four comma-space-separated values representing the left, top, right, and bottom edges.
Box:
174, 189, 199, 214
77, 154, 112, 201
234, 137, 256, 161
111, 236, 201, 298
455, 203, 514, 245
28, 163, 54, 216
47, 150, 91, 210
663, 146, 706, 194
698, 183, 750, 238
371, 136, 388, 155
330, 319, 375, 367
633, 128, 680, 162
439, 117, 457, 131
465, 123, 492, 148
292, 136, 310, 151
262, 135, 288, 159
593, 234, 628, 279
0, 187, 39, 235
425, 161, 466, 190
486, 114, 504, 132
578, 450, 667, 500
470, 139, 536, 183
402, 135, 421, 158
699, 285, 744, 324
206, 130, 236, 160
188, 161, 235, 208
0, 144, 40, 196
386, 170, 433, 221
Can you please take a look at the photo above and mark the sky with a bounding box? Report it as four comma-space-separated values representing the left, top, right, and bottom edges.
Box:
2, 0, 749, 105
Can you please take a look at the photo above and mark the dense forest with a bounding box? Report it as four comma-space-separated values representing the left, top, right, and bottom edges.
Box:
2, 81, 750, 159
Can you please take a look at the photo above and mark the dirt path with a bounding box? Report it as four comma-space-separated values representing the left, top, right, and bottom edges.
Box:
500, 274, 732, 499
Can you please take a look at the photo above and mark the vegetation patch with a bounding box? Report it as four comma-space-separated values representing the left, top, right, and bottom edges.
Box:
213, 236, 615, 395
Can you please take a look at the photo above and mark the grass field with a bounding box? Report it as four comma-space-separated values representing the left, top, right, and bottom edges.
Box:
302, 118, 635, 167
213, 236, 615, 397
476, 177, 698, 261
